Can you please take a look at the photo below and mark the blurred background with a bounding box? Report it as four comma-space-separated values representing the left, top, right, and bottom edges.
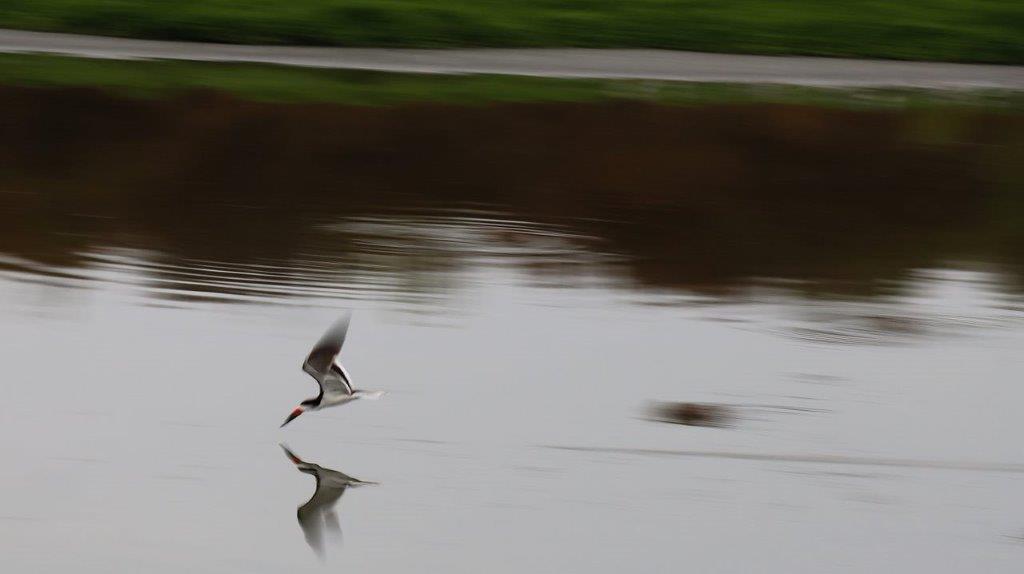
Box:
0, 3, 1022, 572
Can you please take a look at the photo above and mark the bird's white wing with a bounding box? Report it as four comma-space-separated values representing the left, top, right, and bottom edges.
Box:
302, 312, 352, 386
321, 363, 354, 396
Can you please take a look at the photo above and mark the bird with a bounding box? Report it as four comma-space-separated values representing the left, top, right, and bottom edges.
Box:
281, 312, 384, 427
281, 444, 376, 558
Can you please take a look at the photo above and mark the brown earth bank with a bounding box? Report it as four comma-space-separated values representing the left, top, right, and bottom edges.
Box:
2, 85, 1023, 297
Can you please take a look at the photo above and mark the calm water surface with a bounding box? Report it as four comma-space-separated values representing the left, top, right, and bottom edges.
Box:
2, 89, 1024, 572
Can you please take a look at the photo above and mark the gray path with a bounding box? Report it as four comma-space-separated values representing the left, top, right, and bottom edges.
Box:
2, 28, 1023, 89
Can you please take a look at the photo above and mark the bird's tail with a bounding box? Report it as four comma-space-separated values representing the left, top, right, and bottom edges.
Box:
354, 390, 386, 400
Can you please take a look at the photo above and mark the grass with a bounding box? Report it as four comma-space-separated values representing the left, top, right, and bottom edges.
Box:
1, 53, 1023, 110
0, 1, 1023, 64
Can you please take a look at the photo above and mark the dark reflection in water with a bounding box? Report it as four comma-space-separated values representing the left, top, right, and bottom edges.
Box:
544, 446, 1024, 474
281, 444, 376, 560
646, 400, 834, 428
2, 86, 1023, 306
647, 401, 734, 427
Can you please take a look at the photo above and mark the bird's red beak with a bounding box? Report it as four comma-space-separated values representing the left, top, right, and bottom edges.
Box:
281, 407, 304, 427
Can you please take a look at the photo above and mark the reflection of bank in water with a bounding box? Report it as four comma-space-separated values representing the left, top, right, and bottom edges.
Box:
2, 86, 1022, 301
281, 445, 377, 559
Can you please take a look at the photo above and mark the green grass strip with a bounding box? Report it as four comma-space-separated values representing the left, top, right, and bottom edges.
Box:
1, 53, 1021, 110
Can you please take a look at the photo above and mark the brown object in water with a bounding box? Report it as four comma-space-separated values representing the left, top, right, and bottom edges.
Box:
649, 401, 732, 428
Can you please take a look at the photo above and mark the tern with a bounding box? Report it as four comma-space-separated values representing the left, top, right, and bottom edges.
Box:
282, 312, 384, 427
281, 444, 376, 558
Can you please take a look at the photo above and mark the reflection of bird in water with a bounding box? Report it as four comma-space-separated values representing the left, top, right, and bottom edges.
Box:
281, 312, 384, 427
281, 444, 377, 558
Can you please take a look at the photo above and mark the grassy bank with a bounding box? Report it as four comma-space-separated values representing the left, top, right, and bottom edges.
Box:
1, 0, 1023, 64
1, 54, 1022, 110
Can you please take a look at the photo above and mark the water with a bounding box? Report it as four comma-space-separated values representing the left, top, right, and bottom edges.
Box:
2, 87, 1024, 571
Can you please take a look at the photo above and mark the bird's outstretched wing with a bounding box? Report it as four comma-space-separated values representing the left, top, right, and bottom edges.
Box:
296, 474, 339, 558
296, 470, 349, 555
302, 312, 352, 393
301, 479, 348, 524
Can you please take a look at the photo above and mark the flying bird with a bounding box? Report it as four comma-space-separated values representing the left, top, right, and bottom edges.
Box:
282, 312, 384, 427
281, 444, 376, 558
